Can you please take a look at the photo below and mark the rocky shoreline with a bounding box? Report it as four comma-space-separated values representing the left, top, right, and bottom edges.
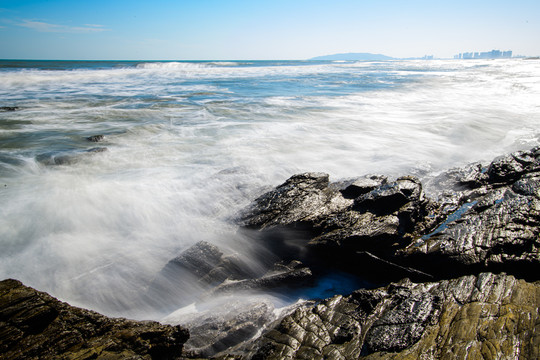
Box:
1, 147, 539, 359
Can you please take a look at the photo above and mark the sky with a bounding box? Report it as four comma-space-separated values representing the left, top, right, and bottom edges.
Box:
0, 0, 539, 60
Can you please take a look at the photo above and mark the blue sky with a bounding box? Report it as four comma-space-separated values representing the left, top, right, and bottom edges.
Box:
0, 0, 539, 60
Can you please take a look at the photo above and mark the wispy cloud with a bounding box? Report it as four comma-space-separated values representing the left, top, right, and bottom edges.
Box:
18, 20, 108, 33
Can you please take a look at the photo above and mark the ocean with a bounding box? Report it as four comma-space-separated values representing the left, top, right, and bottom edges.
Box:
1, 59, 539, 320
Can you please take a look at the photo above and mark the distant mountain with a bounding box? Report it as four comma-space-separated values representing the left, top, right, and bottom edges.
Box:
310, 52, 394, 61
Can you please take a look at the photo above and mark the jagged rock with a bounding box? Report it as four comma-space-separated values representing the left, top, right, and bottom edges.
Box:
405, 179, 540, 276
154, 241, 258, 288
148, 241, 312, 317
249, 273, 540, 360
164, 241, 228, 281
425, 162, 487, 193
487, 148, 540, 183
353, 176, 424, 215
403, 148, 540, 279
0, 279, 189, 360
236, 172, 352, 231
235, 172, 431, 281
310, 176, 428, 253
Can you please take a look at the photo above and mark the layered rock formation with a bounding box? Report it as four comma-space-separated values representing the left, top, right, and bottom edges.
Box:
248, 273, 540, 360
0, 279, 189, 360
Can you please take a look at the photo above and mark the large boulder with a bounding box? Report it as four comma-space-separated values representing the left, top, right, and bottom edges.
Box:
0, 279, 189, 360
309, 176, 429, 254
235, 173, 432, 282
236, 147, 540, 281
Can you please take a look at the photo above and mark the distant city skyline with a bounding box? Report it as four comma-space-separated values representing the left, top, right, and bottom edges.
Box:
454, 49, 513, 60
0, 0, 539, 60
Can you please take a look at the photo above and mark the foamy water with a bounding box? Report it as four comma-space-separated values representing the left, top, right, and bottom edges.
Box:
0, 59, 539, 319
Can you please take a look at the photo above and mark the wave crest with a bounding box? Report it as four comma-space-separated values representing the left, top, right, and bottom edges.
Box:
136, 62, 211, 70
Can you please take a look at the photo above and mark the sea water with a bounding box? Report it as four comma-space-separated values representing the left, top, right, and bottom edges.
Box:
1, 59, 539, 319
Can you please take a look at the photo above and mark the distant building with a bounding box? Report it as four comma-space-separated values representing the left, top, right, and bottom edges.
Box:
454, 50, 512, 59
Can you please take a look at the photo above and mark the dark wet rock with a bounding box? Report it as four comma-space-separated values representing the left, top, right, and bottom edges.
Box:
425, 162, 487, 193
248, 273, 540, 360
159, 241, 258, 286
173, 147, 540, 359
307, 176, 429, 259
0, 278, 189, 360
237, 146, 540, 281
353, 176, 424, 215
0, 106, 19, 112
487, 148, 540, 183
236, 173, 431, 280
86, 134, 105, 142
165, 241, 228, 281
147, 241, 311, 317
403, 179, 540, 277
401, 147, 540, 279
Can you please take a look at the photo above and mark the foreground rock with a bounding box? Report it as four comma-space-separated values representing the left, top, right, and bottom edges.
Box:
247, 273, 540, 360
0, 279, 189, 360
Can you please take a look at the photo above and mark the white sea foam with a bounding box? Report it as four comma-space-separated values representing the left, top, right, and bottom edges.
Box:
0, 59, 539, 320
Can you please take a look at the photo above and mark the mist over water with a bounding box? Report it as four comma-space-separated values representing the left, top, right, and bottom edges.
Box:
1, 59, 539, 320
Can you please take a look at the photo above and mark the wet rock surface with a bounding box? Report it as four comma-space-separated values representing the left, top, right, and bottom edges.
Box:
402, 147, 540, 279
0, 279, 189, 360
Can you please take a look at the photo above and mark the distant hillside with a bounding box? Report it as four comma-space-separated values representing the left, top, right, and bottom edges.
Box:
310, 52, 394, 61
